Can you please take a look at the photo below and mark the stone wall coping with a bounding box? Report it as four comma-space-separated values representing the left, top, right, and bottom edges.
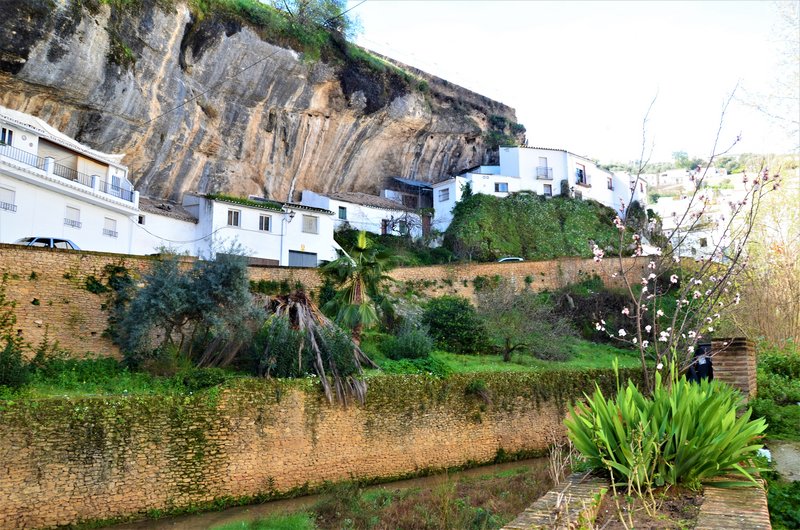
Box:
504, 471, 772, 529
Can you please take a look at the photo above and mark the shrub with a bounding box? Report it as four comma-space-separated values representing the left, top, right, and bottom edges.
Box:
378, 356, 452, 378
753, 344, 800, 440
381, 324, 433, 360
257, 315, 309, 378
0, 274, 28, 389
180, 367, 230, 392
566, 365, 767, 490
768, 480, 800, 529
422, 296, 489, 354
0, 342, 29, 389
115, 251, 264, 367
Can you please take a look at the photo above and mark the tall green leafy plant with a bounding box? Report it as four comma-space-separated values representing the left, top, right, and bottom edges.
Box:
114, 251, 264, 367
259, 291, 376, 404
320, 231, 396, 343
566, 361, 767, 490
0, 274, 29, 389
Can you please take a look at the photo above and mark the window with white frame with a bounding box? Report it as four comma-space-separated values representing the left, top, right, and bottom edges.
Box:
0, 186, 16, 212
0, 127, 12, 146
138, 215, 145, 225
259, 214, 271, 232
302, 214, 318, 234
338, 206, 347, 220
438, 188, 450, 202
103, 217, 118, 238
607, 177, 613, 190
543, 184, 553, 197
227, 209, 241, 227
495, 182, 508, 193
64, 206, 81, 228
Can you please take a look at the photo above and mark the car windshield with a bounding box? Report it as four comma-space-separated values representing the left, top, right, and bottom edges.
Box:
15, 237, 35, 243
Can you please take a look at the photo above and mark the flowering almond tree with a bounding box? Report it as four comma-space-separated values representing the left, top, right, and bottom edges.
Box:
594, 95, 782, 391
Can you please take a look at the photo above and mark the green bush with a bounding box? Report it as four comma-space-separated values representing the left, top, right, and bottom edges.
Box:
179, 367, 230, 392
768, 480, 800, 530
0, 342, 29, 389
566, 366, 767, 490
753, 345, 800, 440
422, 296, 489, 354
381, 325, 433, 360
256, 316, 309, 378
115, 251, 263, 367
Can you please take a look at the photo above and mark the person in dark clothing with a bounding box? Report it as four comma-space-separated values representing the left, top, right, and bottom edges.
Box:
687, 343, 713, 382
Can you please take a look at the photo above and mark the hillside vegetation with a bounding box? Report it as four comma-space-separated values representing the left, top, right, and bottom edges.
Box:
444, 193, 630, 262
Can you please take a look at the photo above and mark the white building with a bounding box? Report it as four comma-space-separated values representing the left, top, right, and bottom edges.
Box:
431, 146, 648, 230
0, 105, 338, 267
183, 194, 338, 267
300, 190, 424, 239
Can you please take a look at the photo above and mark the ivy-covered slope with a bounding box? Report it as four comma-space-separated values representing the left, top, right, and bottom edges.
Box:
443, 193, 629, 262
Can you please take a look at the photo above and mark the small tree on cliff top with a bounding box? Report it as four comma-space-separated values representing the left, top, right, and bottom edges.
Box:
594, 91, 782, 391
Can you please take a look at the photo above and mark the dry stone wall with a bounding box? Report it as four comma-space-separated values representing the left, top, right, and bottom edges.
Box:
0, 244, 648, 358
0, 370, 632, 529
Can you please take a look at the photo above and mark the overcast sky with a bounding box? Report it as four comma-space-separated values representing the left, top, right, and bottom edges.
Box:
351, 0, 799, 164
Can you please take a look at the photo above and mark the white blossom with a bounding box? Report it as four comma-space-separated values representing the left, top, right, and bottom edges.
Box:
618, 329, 627, 337
656, 309, 665, 317
670, 274, 679, 284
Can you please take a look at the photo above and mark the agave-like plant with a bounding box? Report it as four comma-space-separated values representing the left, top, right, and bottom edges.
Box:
565, 360, 767, 491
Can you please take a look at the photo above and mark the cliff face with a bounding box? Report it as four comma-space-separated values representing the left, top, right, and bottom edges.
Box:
0, 0, 522, 201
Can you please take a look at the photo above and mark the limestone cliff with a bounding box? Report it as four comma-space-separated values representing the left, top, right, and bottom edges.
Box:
0, 0, 523, 201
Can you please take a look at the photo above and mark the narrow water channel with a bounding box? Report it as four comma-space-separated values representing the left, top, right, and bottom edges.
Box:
101, 457, 550, 530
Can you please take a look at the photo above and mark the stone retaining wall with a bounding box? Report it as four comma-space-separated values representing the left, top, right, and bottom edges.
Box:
0, 243, 647, 358
0, 370, 631, 529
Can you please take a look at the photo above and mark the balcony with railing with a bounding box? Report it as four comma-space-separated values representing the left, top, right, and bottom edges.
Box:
536, 166, 553, 180
103, 228, 118, 238
64, 218, 82, 228
0, 142, 134, 203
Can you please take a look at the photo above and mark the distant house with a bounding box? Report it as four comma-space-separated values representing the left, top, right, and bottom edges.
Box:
382, 177, 433, 210
300, 190, 424, 239
0, 105, 338, 266
431, 146, 647, 230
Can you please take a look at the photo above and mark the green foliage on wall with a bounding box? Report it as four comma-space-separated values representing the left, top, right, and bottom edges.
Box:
444, 193, 631, 262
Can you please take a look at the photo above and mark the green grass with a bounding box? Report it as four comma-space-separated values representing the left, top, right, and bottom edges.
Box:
0, 357, 241, 399
210, 513, 316, 530
217, 461, 552, 530
362, 334, 641, 376
1, 335, 638, 399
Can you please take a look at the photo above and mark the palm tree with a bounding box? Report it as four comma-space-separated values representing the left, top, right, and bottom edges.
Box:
319, 231, 396, 343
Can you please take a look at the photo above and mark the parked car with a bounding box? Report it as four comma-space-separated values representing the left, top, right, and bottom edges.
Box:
497, 256, 523, 262
14, 237, 80, 250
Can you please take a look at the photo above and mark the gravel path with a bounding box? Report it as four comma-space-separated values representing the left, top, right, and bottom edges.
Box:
770, 440, 800, 482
